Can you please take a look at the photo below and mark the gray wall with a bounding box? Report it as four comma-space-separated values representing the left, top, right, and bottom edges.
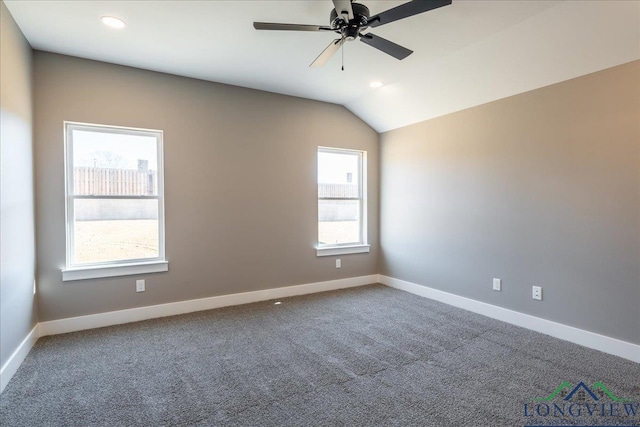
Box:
0, 1, 38, 368
33, 52, 379, 321
380, 61, 640, 345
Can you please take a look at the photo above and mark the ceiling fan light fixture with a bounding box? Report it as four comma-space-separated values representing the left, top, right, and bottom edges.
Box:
101, 16, 126, 29
370, 81, 384, 88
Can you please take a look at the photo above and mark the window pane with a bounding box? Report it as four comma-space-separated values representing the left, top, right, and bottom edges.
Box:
72, 130, 158, 196
318, 200, 360, 245
73, 199, 159, 264
318, 151, 359, 187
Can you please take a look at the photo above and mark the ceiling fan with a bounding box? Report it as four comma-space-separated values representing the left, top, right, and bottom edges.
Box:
253, 0, 452, 67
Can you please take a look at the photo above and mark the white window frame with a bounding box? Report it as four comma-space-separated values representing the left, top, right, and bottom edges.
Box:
62, 121, 168, 281
316, 146, 370, 257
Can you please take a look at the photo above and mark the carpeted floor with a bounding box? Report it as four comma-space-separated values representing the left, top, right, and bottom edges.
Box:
1, 284, 639, 426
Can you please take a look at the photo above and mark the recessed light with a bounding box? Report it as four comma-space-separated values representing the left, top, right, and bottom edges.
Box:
101, 16, 126, 29
274, 301, 282, 305
370, 81, 384, 88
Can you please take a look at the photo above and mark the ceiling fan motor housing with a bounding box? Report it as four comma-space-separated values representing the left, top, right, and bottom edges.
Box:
330, 2, 370, 40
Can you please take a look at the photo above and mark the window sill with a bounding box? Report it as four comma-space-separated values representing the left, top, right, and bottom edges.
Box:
316, 245, 370, 257
62, 260, 168, 282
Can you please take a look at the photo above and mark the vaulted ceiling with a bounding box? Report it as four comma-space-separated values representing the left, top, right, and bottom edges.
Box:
5, 0, 640, 132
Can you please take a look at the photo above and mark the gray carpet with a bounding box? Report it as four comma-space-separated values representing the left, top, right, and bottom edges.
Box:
1, 284, 639, 426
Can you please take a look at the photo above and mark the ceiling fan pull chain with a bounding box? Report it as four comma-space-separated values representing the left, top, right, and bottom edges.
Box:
341, 41, 345, 71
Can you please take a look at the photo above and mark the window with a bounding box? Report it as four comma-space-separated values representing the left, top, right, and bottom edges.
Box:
317, 147, 369, 256
62, 122, 167, 281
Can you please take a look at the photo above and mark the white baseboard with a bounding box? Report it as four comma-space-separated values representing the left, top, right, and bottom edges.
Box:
0, 324, 39, 393
39, 275, 378, 337
379, 275, 640, 363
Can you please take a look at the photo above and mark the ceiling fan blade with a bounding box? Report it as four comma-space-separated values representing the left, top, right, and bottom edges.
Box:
332, 0, 354, 21
360, 33, 413, 60
368, 0, 451, 28
253, 22, 333, 31
310, 38, 345, 68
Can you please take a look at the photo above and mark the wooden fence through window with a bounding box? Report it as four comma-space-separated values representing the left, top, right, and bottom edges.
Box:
74, 167, 157, 196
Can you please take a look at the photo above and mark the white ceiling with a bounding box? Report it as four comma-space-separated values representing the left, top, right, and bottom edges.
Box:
5, 0, 640, 132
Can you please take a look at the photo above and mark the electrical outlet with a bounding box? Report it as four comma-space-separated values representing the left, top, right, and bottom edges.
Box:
136, 279, 145, 293
532, 286, 542, 301
493, 278, 501, 291
336, 259, 341, 269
